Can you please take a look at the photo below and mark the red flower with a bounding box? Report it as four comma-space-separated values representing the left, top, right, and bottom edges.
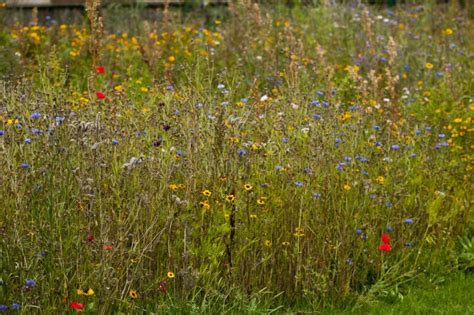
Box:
96, 66, 105, 74
102, 245, 113, 251
69, 301, 84, 310
96, 92, 106, 99
381, 233, 391, 244
87, 235, 94, 242
378, 243, 392, 252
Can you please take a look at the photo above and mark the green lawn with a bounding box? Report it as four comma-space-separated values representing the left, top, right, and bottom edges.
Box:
350, 272, 474, 315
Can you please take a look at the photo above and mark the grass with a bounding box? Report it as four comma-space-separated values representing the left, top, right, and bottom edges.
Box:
0, 0, 473, 313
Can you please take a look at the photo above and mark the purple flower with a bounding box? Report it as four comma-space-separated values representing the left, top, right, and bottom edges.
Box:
294, 181, 303, 187
30, 112, 41, 119
55, 116, 65, 123
112, 139, 119, 145
386, 226, 393, 232
0, 130, 4, 136
410, 153, 417, 158
237, 148, 247, 157
356, 229, 363, 236
438, 134, 445, 139
391, 144, 401, 150
282, 137, 288, 144
0, 305, 8, 311
25, 138, 32, 144
404, 242, 413, 247
275, 165, 283, 171
20, 163, 30, 169
403, 218, 414, 224
12, 303, 20, 310
25, 279, 36, 287
217, 84, 225, 89
312, 193, 321, 198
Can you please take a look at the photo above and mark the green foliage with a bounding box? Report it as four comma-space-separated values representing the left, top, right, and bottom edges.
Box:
0, 2, 472, 313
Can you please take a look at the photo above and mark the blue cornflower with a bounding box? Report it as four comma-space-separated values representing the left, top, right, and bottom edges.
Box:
0, 130, 4, 136
386, 226, 393, 232
434, 145, 441, 150
410, 153, 417, 158
0, 305, 8, 311
438, 133, 445, 139
322, 101, 329, 108
166, 85, 174, 91
25, 138, 32, 144
294, 181, 303, 187
304, 167, 312, 174
425, 126, 432, 131
275, 165, 283, 171
344, 156, 352, 162
404, 242, 413, 247
313, 113, 321, 120
31, 128, 42, 135
112, 139, 119, 145
356, 155, 368, 163
237, 148, 247, 157
385, 202, 393, 208
30, 112, 41, 119
375, 141, 382, 147
435, 71, 443, 77
415, 129, 421, 135
403, 218, 414, 224
391, 144, 400, 150
335, 138, 342, 144
311, 100, 321, 107
440, 141, 449, 147
316, 90, 324, 97
20, 163, 30, 169
356, 229, 363, 236
336, 163, 344, 171
260, 183, 268, 188
312, 193, 321, 198
25, 279, 36, 287
369, 194, 377, 199
176, 149, 183, 156
11, 303, 20, 311
282, 137, 288, 144
55, 116, 65, 123
217, 84, 225, 89
373, 125, 381, 131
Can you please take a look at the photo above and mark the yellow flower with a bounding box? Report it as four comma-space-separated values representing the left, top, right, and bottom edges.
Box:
343, 184, 352, 191
114, 85, 123, 92
202, 190, 212, 197
225, 194, 235, 202
140, 87, 149, 93
167, 56, 176, 63
425, 63, 434, 69
443, 28, 453, 36
243, 184, 253, 191
264, 240, 272, 247
76, 289, 85, 295
257, 198, 266, 205
85, 288, 94, 296
375, 176, 385, 185
167, 271, 175, 279
250, 213, 257, 219
129, 290, 139, 299
168, 184, 179, 191
282, 241, 290, 246
453, 118, 462, 123
199, 200, 210, 210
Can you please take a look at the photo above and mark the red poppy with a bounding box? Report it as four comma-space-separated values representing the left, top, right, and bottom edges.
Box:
96, 92, 106, 99
102, 245, 113, 251
86, 235, 94, 242
96, 66, 105, 74
381, 233, 391, 244
69, 301, 84, 310
378, 243, 392, 252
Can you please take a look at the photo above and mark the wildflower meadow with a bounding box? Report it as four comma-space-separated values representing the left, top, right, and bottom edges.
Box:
0, 0, 473, 313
